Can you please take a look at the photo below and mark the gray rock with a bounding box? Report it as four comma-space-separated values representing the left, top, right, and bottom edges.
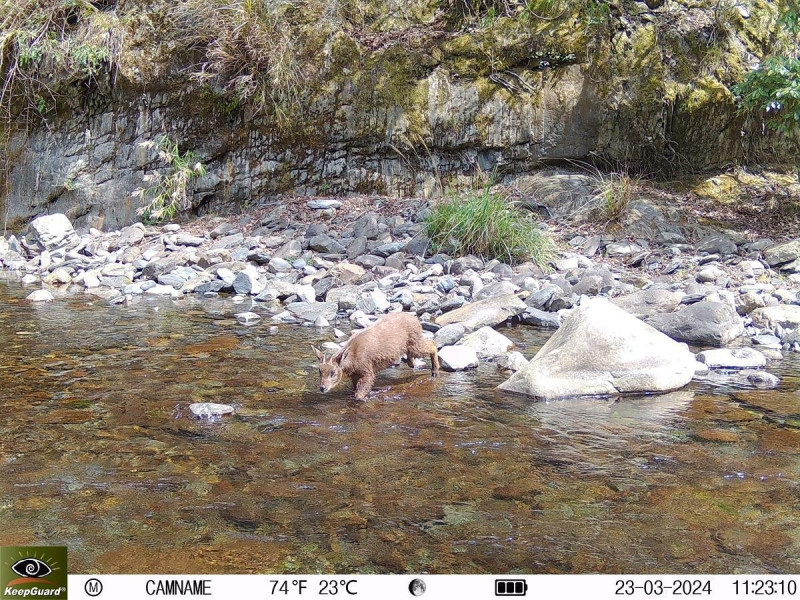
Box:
347, 236, 368, 260
750, 305, 800, 331
752, 334, 782, 348
189, 402, 235, 418
611, 289, 684, 319
353, 212, 381, 239
314, 315, 330, 327
329, 262, 366, 284
439, 295, 467, 313
764, 239, 800, 267
307, 199, 342, 209
498, 298, 697, 399
474, 280, 519, 301
268, 257, 293, 273
438, 345, 480, 371
497, 351, 529, 372
235, 311, 262, 325
696, 265, 723, 283
354, 254, 385, 268
286, 301, 338, 322
26, 289, 54, 302
273, 239, 303, 260
697, 234, 737, 255
308, 234, 346, 254
326, 285, 361, 310
373, 241, 405, 257
356, 288, 390, 314
434, 323, 466, 348
436, 293, 527, 333
696, 348, 767, 369
526, 286, 559, 310
521, 307, 561, 328
175, 234, 204, 247
142, 252, 188, 281
646, 301, 744, 347
211, 233, 244, 250
739, 259, 765, 277
404, 234, 430, 256
233, 266, 265, 295
606, 241, 643, 258
460, 326, 514, 359
210, 223, 236, 238
30, 213, 77, 250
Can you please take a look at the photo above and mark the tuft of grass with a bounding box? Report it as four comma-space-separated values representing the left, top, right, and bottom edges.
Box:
591, 171, 641, 224
425, 183, 554, 266
133, 136, 206, 224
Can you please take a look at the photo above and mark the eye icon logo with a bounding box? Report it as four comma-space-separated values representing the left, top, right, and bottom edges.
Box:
1, 546, 68, 600
10, 558, 52, 579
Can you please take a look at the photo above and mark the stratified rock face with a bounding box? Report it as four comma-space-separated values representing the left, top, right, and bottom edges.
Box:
498, 298, 696, 399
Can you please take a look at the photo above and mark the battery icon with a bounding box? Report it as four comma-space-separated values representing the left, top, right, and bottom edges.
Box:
495, 579, 528, 596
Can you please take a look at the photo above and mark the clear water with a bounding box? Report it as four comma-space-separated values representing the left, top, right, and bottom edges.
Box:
1, 277, 799, 574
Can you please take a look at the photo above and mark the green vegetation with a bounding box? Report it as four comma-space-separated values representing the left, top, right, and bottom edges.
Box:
733, 1, 800, 175
591, 171, 641, 225
0, 0, 117, 122
425, 183, 554, 266
133, 136, 206, 223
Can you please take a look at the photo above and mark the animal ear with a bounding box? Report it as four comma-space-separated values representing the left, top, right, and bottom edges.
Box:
311, 345, 325, 361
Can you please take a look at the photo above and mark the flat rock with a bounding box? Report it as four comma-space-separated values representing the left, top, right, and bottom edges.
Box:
436, 293, 527, 333
764, 239, 800, 267
286, 301, 338, 322
498, 298, 697, 399
611, 288, 683, 319
438, 345, 480, 371
307, 199, 342, 209
308, 234, 346, 254
235, 311, 262, 325
434, 323, 466, 348
696, 347, 767, 369
646, 301, 744, 347
520, 307, 561, 328
460, 326, 514, 359
750, 305, 800, 331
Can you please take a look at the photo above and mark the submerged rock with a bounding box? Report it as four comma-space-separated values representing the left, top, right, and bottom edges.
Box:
189, 403, 235, 418
498, 298, 696, 399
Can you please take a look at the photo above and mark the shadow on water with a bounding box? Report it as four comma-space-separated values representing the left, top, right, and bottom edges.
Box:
1, 277, 800, 574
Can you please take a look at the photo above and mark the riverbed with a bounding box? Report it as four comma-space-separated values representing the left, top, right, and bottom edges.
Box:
1, 278, 799, 574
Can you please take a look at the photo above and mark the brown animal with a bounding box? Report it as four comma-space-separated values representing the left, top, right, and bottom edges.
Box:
312, 312, 439, 400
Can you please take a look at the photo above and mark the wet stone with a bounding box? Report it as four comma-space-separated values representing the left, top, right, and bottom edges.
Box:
189, 403, 235, 418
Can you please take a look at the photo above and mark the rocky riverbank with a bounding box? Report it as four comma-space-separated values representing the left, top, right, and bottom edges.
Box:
2, 194, 799, 398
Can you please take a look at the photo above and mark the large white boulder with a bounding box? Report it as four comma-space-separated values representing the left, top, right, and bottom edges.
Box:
30, 213, 77, 250
498, 298, 696, 399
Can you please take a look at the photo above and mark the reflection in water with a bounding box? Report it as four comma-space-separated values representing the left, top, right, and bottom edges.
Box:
1, 277, 799, 574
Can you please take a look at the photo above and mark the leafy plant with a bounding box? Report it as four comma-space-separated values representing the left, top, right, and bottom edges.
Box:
733, 0, 800, 176
425, 183, 554, 266
134, 136, 206, 223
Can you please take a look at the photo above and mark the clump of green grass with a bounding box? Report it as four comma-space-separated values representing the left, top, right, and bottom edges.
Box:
133, 136, 206, 223
591, 171, 641, 224
425, 184, 554, 266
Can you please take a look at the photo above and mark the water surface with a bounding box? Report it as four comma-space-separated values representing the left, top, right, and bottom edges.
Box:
1, 278, 799, 574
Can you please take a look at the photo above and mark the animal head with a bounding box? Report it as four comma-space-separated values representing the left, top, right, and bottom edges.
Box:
312, 346, 343, 393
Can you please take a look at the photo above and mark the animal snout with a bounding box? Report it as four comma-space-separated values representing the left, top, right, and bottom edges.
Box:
320, 386, 326, 392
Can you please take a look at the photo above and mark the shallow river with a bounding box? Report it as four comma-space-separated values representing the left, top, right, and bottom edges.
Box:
1, 278, 799, 574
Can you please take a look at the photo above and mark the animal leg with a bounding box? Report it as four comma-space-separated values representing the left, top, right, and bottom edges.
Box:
354, 372, 375, 401
425, 340, 439, 377
405, 350, 417, 369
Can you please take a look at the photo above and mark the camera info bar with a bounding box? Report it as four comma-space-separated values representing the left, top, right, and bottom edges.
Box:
58, 574, 799, 600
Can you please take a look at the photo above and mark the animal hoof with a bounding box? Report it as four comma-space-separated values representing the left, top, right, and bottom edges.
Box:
431, 372, 438, 378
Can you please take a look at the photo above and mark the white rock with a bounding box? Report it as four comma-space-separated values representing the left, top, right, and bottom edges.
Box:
26, 289, 54, 302
307, 199, 342, 209
216, 267, 236, 286
235, 311, 262, 326
189, 402, 234, 418
357, 288, 390, 314
459, 326, 514, 359
145, 284, 180, 296
83, 270, 101, 289
296, 284, 317, 303
439, 345, 480, 371
696, 347, 767, 369
497, 351, 529, 372
314, 315, 330, 327
21, 274, 39, 285
30, 213, 76, 250
498, 298, 697, 399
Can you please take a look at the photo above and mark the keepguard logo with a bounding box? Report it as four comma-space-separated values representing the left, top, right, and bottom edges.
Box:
1, 547, 67, 599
